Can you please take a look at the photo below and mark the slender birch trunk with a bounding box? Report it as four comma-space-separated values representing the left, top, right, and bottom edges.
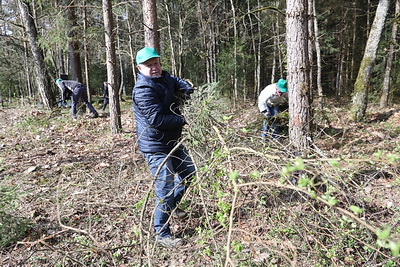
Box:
312, 0, 323, 108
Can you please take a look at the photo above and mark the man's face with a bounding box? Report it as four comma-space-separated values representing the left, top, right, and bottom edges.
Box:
276, 86, 283, 96
137, 57, 162, 77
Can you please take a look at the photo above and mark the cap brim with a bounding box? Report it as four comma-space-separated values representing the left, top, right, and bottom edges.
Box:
137, 55, 160, 65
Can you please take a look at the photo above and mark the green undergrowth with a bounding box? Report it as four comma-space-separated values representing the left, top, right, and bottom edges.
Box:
0, 175, 31, 247
0, 96, 399, 266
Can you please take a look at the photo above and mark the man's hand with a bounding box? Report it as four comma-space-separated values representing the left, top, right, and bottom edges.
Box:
262, 110, 269, 117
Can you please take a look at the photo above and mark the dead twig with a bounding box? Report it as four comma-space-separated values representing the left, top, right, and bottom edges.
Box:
17, 229, 70, 247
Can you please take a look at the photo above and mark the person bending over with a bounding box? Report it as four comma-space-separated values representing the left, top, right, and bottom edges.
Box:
257, 79, 288, 138
55, 78, 98, 120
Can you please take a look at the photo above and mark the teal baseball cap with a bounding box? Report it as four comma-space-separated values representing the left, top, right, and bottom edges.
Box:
136, 47, 160, 65
277, 79, 287, 92
55, 78, 63, 83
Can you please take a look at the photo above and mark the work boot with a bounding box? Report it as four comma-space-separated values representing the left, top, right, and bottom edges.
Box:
91, 113, 99, 118
156, 236, 183, 248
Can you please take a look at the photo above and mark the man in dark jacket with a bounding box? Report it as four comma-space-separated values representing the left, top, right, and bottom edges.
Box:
101, 81, 109, 111
132, 47, 195, 248
55, 78, 98, 120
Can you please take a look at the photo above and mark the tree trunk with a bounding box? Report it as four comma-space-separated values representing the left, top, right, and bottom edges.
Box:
229, 0, 238, 105
271, 4, 279, 83
116, 18, 125, 99
211, 6, 217, 84
18, 0, 54, 108
350, 0, 357, 83
59, 48, 66, 75
165, 2, 177, 75
197, 1, 217, 84
177, 4, 184, 78
380, 0, 399, 108
197, 2, 212, 83
276, 0, 284, 78
312, 0, 323, 108
351, 0, 390, 122
336, 43, 344, 98
83, 0, 91, 102
118, 60, 125, 99
307, 0, 314, 103
103, 0, 122, 133
334, 5, 348, 98
65, 0, 83, 82
126, 3, 137, 83
143, 0, 160, 52
247, 0, 259, 100
286, 0, 312, 152
23, 41, 33, 99
255, 0, 262, 98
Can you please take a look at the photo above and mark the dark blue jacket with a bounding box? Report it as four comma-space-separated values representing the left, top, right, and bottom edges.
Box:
132, 71, 193, 153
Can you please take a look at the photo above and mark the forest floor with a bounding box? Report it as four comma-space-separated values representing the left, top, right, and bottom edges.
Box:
0, 97, 399, 266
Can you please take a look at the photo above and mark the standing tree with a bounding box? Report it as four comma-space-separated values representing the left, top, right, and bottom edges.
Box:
65, 0, 83, 82
125, 2, 139, 82
18, 0, 55, 108
380, 0, 399, 108
143, 0, 160, 52
247, 0, 261, 98
312, 0, 323, 108
196, 1, 218, 84
351, 0, 390, 122
229, 0, 238, 105
286, 0, 312, 152
103, 0, 122, 133
82, 0, 92, 102
164, 1, 177, 75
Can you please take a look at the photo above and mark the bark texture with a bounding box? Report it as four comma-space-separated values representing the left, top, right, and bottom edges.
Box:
65, 0, 83, 82
18, 0, 54, 108
143, 0, 160, 52
380, 0, 399, 108
286, 0, 312, 152
103, 0, 122, 133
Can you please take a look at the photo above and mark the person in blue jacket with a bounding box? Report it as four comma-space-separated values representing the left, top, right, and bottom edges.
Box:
55, 78, 98, 120
132, 47, 195, 248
